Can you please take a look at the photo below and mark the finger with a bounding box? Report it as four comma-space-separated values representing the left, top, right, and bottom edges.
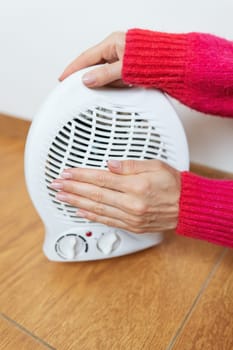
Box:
77, 210, 151, 234
51, 179, 131, 212
82, 61, 121, 87
60, 168, 132, 193
108, 159, 164, 175
59, 31, 125, 81
55, 191, 137, 226
59, 41, 106, 81
78, 210, 131, 231
79, 208, 177, 233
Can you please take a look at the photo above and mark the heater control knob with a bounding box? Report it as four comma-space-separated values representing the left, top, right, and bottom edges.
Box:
56, 234, 86, 260
97, 232, 120, 255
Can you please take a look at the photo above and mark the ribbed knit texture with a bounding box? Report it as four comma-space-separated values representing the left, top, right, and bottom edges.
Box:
122, 28, 233, 248
123, 29, 233, 117
177, 172, 233, 248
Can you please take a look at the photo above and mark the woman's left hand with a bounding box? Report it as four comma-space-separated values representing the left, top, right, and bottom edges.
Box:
51, 159, 181, 234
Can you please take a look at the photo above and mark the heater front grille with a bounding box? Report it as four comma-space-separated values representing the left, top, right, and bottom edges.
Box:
45, 105, 170, 223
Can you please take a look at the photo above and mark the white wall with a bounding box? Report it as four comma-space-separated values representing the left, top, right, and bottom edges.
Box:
1, 0, 233, 172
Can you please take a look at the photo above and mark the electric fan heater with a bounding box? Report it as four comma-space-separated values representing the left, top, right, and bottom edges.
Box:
25, 67, 189, 262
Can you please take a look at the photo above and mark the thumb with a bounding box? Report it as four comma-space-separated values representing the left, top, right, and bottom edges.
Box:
107, 159, 161, 175
82, 61, 121, 88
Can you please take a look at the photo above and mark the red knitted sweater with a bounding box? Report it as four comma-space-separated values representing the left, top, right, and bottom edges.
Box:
122, 29, 233, 248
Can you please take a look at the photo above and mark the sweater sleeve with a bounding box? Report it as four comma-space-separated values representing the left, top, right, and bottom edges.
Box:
177, 172, 233, 248
123, 29, 233, 248
122, 29, 233, 117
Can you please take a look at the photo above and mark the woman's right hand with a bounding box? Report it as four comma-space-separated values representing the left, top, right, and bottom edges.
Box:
59, 31, 126, 88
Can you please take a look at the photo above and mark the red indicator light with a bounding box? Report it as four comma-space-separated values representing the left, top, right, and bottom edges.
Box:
85, 231, 92, 237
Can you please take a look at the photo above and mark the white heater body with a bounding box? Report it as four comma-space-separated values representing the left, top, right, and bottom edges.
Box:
25, 68, 189, 262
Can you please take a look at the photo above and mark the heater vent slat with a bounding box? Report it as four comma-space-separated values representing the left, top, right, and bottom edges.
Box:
45, 105, 171, 224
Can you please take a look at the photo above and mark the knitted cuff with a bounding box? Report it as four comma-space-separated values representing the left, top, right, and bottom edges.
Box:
176, 171, 233, 248
122, 28, 188, 94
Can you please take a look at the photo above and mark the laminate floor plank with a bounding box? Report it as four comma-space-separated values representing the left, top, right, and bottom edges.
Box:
0, 134, 227, 350
0, 315, 53, 350
171, 250, 233, 350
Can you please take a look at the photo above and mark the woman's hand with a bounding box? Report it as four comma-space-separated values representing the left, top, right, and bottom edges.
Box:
50, 160, 181, 234
57, 34, 181, 234
59, 32, 126, 87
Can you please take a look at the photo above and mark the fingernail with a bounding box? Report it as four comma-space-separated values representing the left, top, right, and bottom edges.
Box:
108, 160, 121, 169
51, 181, 63, 189
56, 193, 68, 201
61, 171, 72, 179
58, 73, 64, 81
82, 73, 96, 86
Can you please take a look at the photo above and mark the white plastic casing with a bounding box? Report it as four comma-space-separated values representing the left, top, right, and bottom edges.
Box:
24, 67, 189, 262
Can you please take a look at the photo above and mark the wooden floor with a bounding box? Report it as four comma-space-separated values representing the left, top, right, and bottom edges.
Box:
0, 117, 233, 350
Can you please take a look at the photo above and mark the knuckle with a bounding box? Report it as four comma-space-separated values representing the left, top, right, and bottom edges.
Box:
113, 31, 122, 41
135, 178, 150, 195
109, 31, 119, 39
125, 159, 136, 173
132, 201, 147, 216
93, 203, 104, 215
91, 190, 103, 202
108, 31, 125, 53
96, 172, 107, 187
